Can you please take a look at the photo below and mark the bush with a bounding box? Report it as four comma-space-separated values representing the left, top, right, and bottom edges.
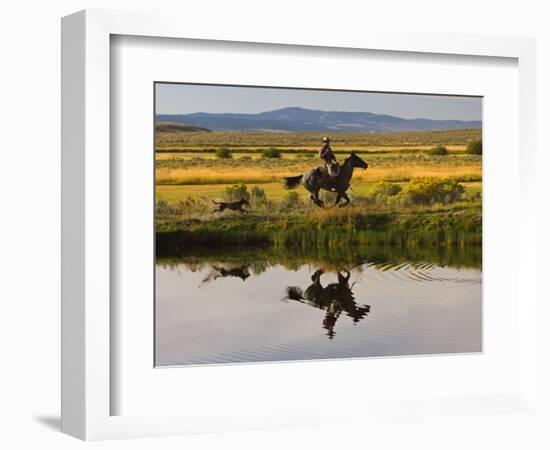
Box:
282, 191, 301, 208
364, 182, 403, 205
395, 178, 465, 206
250, 186, 267, 206
155, 199, 174, 216
261, 147, 281, 158
368, 181, 402, 197
427, 145, 449, 156
465, 140, 482, 155
215, 147, 232, 159
223, 183, 250, 202
177, 196, 208, 214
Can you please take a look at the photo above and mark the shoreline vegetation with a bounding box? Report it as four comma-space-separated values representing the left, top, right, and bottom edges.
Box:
156, 239, 482, 271
155, 129, 482, 252
156, 206, 482, 248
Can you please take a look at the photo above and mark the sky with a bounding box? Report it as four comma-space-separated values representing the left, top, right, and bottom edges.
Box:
155, 83, 482, 121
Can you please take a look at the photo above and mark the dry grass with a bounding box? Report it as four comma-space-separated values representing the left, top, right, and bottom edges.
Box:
155, 146, 467, 157
156, 129, 482, 148
156, 145, 468, 153
155, 163, 481, 185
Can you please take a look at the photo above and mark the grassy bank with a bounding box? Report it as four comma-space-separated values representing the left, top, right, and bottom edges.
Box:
157, 206, 482, 249
156, 177, 481, 247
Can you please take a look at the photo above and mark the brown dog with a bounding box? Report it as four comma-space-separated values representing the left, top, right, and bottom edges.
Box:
212, 198, 249, 213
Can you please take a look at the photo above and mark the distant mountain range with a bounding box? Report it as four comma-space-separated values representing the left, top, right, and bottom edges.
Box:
156, 107, 481, 133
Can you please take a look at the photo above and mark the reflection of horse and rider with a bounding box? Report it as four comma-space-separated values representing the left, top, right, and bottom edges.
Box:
284, 136, 369, 208
285, 269, 371, 339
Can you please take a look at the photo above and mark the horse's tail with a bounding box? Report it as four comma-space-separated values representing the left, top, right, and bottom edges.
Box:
283, 175, 303, 189
284, 286, 304, 301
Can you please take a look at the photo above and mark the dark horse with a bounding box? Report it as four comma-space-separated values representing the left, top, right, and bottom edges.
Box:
283, 152, 368, 207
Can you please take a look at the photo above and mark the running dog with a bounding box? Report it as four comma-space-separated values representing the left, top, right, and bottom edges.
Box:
212, 198, 249, 213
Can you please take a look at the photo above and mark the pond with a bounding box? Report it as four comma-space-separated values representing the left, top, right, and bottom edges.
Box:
155, 245, 482, 366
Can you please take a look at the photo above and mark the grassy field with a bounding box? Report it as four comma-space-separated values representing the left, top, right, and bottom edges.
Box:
155, 129, 482, 248
156, 128, 482, 149
156, 181, 482, 202
156, 154, 481, 185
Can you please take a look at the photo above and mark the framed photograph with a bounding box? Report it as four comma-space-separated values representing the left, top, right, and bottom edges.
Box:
62, 9, 538, 440
153, 82, 483, 365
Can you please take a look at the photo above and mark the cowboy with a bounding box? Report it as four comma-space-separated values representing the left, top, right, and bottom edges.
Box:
319, 137, 340, 177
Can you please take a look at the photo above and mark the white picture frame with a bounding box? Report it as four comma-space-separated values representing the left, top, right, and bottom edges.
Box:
61, 9, 538, 441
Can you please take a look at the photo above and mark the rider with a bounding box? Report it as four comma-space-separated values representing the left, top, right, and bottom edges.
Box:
319, 137, 340, 177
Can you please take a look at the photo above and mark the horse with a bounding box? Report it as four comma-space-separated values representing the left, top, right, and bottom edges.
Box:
283, 152, 368, 207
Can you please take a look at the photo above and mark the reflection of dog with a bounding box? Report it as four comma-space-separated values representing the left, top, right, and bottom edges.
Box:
212, 198, 249, 213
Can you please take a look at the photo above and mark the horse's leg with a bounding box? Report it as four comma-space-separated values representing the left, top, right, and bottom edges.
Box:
339, 192, 351, 207
333, 193, 342, 207
315, 191, 325, 208
310, 190, 324, 208
303, 170, 325, 208
309, 193, 321, 207
309, 193, 320, 207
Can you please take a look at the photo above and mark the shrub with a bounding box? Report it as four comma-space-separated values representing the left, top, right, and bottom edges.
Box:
177, 196, 208, 214
155, 199, 173, 216
282, 191, 301, 208
395, 178, 465, 206
427, 145, 449, 156
364, 182, 403, 205
465, 140, 482, 155
223, 183, 250, 201
368, 181, 402, 197
250, 186, 267, 206
215, 147, 232, 159
261, 147, 281, 158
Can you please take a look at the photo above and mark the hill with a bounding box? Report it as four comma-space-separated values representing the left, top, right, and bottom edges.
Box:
155, 121, 210, 133
156, 107, 481, 133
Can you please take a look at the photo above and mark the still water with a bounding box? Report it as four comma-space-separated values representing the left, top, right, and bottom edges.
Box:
155, 246, 482, 366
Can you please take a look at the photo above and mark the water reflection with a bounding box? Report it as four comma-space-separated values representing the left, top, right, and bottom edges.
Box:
155, 244, 482, 366
202, 264, 251, 284
285, 269, 370, 339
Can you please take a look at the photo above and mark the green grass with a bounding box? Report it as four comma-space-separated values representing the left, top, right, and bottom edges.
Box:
156, 177, 482, 248
156, 181, 482, 203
